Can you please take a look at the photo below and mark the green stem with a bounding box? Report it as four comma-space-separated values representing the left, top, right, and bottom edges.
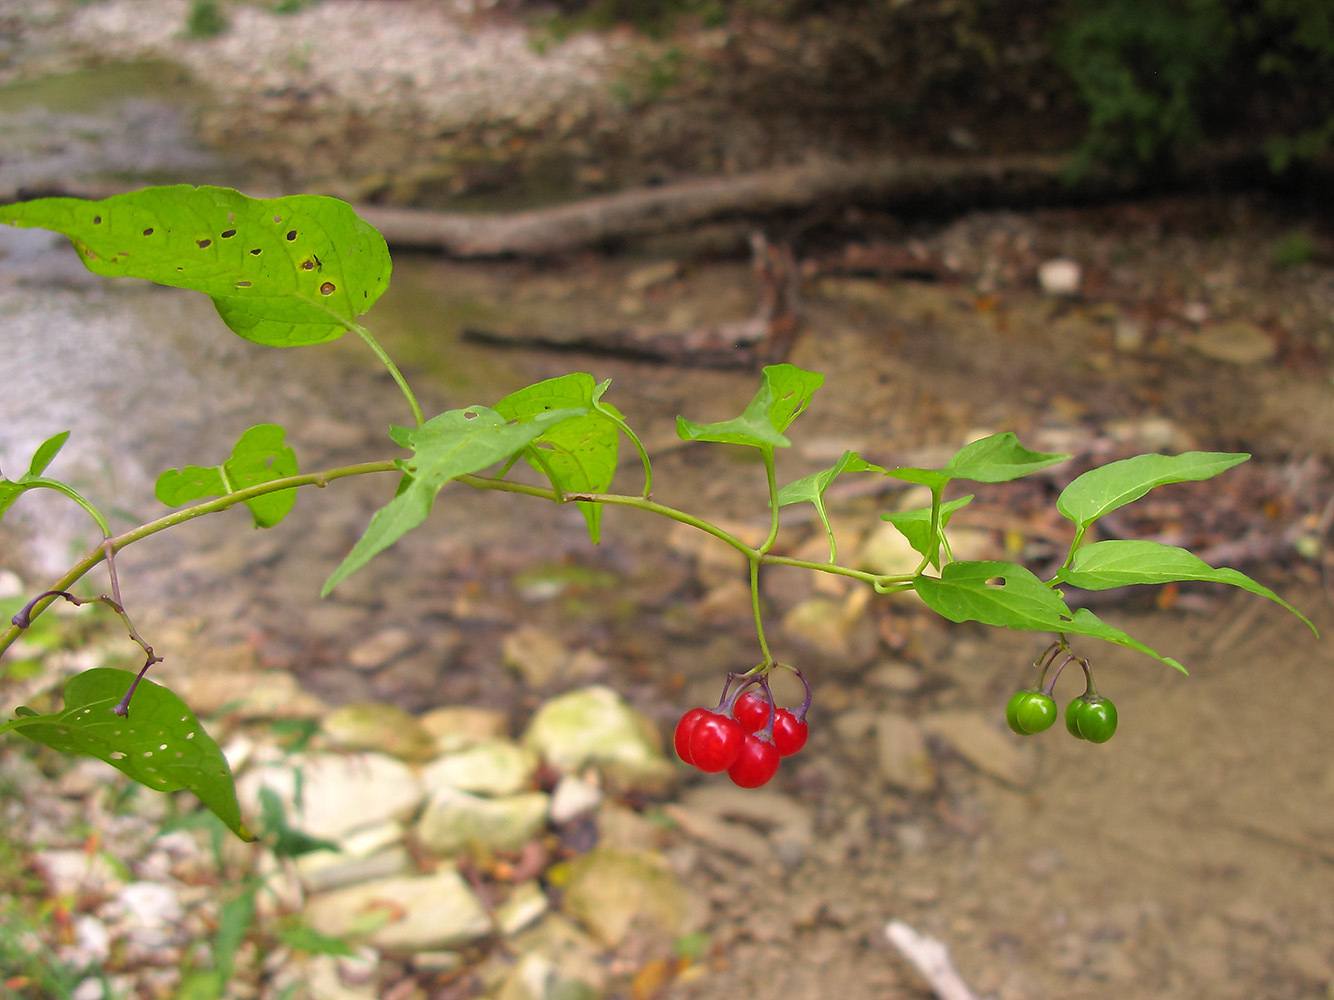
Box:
350, 323, 423, 427
595, 401, 653, 499
750, 557, 772, 664
24, 479, 112, 536
759, 446, 780, 555
0, 460, 397, 657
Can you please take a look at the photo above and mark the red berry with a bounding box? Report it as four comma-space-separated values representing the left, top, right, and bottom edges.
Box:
727, 732, 780, 788
772, 708, 808, 757
734, 691, 772, 732
688, 713, 745, 773
673, 707, 710, 765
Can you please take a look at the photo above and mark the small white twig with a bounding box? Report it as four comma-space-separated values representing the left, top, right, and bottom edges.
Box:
885, 920, 981, 1000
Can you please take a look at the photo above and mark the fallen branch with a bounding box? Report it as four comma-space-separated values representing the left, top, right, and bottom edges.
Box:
356, 153, 1072, 257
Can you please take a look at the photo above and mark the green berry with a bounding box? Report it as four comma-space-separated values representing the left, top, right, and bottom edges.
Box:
1065, 696, 1118, 743
1006, 690, 1057, 735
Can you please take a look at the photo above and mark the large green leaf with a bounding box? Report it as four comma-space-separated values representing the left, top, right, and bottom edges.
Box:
0, 430, 71, 521
914, 560, 1076, 632
1057, 539, 1316, 632
321, 405, 584, 594
0, 185, 390, 347
1057, 452, 1249, 528
914, 560, 1186, 670
885, 431, 1068, 487
494, 374, 620, 543
155, 424, 299, 528
677, 364, 824, 449
0, 668, 251, 840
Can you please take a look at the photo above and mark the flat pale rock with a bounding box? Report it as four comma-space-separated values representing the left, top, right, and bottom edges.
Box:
420, 740, 539, 797
322, 701, 437, 761
920, 710, 1037, 787
305, 869, 493, 951
875, 712, 936, 792
1191, 320, 1276, 364
560, 848, 688, 947
416, 786, 549, 855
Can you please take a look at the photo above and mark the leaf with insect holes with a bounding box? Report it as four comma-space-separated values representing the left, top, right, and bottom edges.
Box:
0, 185, 390, 347
778, 450, 883, 561
677, 364, 824, 449
882, 495, 974, 568
0, 430, 71, 522
0, 668, 251, 840
155, 424, 299, 528
494, 373, 620, 543
1057, 539, 1316, 633
1057, 452, 1249, 528
322, 405, 586, 594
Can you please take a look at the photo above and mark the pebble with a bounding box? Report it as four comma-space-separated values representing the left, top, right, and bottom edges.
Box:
502, 624, 571, 688
1190, 319, 1277, 364
1037, 257, 1081, 296
874, 712, 936, 793
416, 786, 550, 855
495, 879, 550, 936
548, 772, 603, 824
420, 740, 539, 797
418, 705, 510, 752
305, 870, 494, 951
237, 752, 424, 841
321, 701, 438, 761
346, 627, 418, 670
919, 710, 1038, 788
560, 848, 689, 947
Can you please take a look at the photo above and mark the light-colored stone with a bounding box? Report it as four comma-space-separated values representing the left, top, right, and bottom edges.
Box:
296, 836, 415, 895
1037, 257, 1081, 296
498, 918, 606, 1000
1191, 319, 1276, 364
856, 521, 924, 577
560, 848, 688, 947
322, 702, 438, 761
625, 259, 681, 291
522, 685, 676, 795
779, 594, 876, 661
418, 705, 510, 752
661, 803, 773, 865
416, 786, 550, 855
920, 711, 1037, 787
305, 870, 493, 951
549, 773, 603, 824
172, 668, 328, 719
237, 753, 424, 841
875, 713, 936, 792
502, 625, 571, 687
496, 879, 550, 936
347, 627, 418, 670
421, 739, 539, 797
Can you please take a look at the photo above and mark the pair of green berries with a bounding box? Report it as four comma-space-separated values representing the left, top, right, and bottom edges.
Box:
1006, 689, 1118, 743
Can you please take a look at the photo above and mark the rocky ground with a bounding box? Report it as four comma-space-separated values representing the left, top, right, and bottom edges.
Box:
2, 3, 1334, 1000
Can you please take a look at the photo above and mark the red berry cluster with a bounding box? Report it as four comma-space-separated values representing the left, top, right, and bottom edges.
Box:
673, 672, 810, 788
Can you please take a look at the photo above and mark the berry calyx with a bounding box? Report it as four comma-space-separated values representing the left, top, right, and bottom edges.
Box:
727, 731, 780, 787
1006, 690, 1057, 735
1065, 696, 1118, 743
688, 713, 745, 772
674, 707, 711, 765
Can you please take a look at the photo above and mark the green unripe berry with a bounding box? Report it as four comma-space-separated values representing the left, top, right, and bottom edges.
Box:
1065, 696, 1118, 743
1006, 690, 1057, 735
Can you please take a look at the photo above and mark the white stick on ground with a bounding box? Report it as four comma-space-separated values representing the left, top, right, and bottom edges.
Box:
885, 920, 981, 1000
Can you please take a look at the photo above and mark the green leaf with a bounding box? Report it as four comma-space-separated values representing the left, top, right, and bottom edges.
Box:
1057, 452, 1249, 528
882, 495, 974, 566
322, 405, 583, 594
1060, 607, 1187, 674
942, 432, 1069, 482
494, 374, 620, 543
27, 430, 70, 478
885, 432, 1068, 487
677, 364, 824, 449
276, 922, 357, 958
214, 890, 257, 984
1, 185, 391, 347
914, 560, 1076, 632
777, 450, 882, 560
0, 668, 252, 840
0, 431, 72, 521
1057, 539, 1316, 633
155, 424, 299, 528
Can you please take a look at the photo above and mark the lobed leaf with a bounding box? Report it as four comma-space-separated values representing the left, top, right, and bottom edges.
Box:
1057, 451, 1249, 528
1, 185, 391, 347
155, 424, 299, 528
677, 364, 824, 449
1057, 539, 1316, 632
0, 668, 251, 840
494, 374, 620, 543
882, 495, 974, 568
321, 405, 585, 594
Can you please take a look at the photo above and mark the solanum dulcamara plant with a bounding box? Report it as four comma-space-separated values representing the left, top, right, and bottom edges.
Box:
0, 186, 1315, 838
